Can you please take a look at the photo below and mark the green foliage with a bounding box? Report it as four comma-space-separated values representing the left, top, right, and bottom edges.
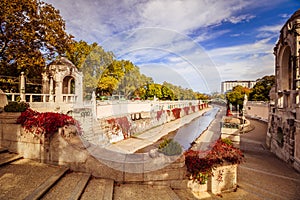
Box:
226, 85, 250, 110
158, 139, 182, 156
221, 138, 233, 146
0, 0, 73, 81
158, 138, 172, 149
118, 67, 153, 98
249, 75, 275, 101
4, 102, 29, 112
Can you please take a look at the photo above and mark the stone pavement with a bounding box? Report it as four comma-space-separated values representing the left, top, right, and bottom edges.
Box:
218, 119, 300, 200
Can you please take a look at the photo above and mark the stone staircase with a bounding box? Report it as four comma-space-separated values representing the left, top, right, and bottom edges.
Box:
0, 148, 191, 200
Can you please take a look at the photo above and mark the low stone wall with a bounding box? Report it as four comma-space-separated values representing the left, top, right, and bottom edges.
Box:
78, 104, 208, 144
245, 101, 269, 122
0, 112, 186, 184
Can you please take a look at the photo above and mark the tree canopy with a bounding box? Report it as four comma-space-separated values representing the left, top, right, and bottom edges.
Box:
226, 85, 250, 110
249, 75, 275, 101
0, 0, 73, 81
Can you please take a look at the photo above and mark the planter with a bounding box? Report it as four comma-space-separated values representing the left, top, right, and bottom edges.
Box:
186, 163, 237, 195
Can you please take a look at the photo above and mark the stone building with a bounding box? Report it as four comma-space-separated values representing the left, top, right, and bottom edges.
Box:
221, 80, 256, 94
267, 9, 300, 172
42, 57, 83, 104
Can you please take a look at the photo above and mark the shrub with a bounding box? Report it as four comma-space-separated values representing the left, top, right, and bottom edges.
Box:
17, 108, 82, 137
185, 139, 244, 184
107, 117, 131, 139
172, 108, 181, 119
158, 139, 182, 156
4, 101, 29, 112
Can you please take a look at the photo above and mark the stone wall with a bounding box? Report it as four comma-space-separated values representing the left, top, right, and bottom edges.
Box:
245, 101, 269, 121
75, 104, 208, 144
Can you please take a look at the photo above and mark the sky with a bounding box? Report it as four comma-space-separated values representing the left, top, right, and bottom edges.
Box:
44, 0, 300, 93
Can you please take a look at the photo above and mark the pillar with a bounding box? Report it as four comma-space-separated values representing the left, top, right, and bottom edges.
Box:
49, 76, 54, 102
20, 72, 25, 102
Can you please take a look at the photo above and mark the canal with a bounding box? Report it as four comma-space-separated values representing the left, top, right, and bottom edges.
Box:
136, 106, 220, 153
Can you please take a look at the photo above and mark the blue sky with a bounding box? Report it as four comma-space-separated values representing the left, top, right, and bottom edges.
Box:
44, 0, 300, 93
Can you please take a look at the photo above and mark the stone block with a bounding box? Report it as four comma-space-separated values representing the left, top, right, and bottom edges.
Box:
84, 156, 124, 181
2, 124, 21, 142
19, 142, 42, 160
209, 164, 237, 194
187, 180, 208, 194
143, 167, 186, 182
124, 172, 144, 182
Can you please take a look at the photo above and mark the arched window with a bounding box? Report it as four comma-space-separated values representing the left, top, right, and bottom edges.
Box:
62, 76, 75, 94
280, 46, 292, 91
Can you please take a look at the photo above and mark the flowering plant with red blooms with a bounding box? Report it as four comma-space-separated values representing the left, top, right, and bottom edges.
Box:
185, 139, 244, 184
191, 105, 196, 113
183, 107, 190, 115
172, 108, 181, 119
17, 108, 82, 137
107, 116, 131, 138
156, 110, 164, 120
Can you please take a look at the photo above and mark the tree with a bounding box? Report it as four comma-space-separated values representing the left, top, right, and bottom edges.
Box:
118, 66, 153, 98
195, 92, 210, 100
249, 75, 275, 101
97, 60, 134, 96
0, 0, 73, 83
226, 85, 250, 110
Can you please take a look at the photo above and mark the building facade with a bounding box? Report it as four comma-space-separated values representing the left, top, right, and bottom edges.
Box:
221, 80, 256, 94
267, 9, 300, 172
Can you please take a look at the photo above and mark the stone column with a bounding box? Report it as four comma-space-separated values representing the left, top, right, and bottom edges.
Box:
49, 76, 54, 102
20, 72, 26, 102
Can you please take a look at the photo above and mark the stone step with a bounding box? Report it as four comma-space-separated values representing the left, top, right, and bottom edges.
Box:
0, 147, 8, 153
24, 167, 69, 200
80, 178, 114, 200
0, 159, 68, 199
0, 152, 23, 166
41, 172, 90, 200
113, 184, 181, 200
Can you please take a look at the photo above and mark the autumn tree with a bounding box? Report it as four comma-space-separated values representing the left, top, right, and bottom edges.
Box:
97, 60, 135, 96
0, 0, 73, 87
226, 85, 250, 110
249, 75, 275, 101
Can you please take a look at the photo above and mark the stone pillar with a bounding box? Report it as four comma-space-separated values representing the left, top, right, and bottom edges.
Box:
20, 72, 26, 102
49, 76, 54, 102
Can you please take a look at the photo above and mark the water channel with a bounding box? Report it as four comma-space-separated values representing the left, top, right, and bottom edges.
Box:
173, 107, 220, 150
136, 106, 221, 153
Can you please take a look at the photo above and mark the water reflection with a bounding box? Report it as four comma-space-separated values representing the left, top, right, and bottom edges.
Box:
173, 107, 219, 150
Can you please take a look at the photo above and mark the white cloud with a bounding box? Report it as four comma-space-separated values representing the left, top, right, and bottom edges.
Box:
208, 38, 275, 82
258, 24, 283, 33
43, 0, 281, 92
226, 14, 255, 24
